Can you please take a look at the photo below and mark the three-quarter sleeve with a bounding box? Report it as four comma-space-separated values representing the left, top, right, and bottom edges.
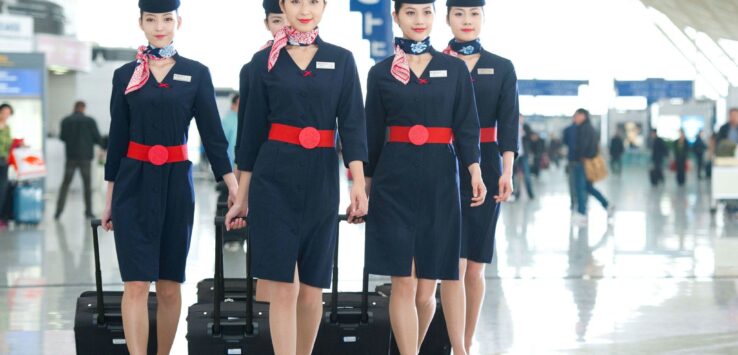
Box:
236, 55, 270, 172
193, 66, 232, 181
336, 53, 368, 168
234, 63, 250, 165
105, 69, 131, 182
452, 63, 481, 168
496, 60, 520, 157
364, 66, 387, 178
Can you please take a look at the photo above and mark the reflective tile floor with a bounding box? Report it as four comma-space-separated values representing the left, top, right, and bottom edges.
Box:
2, 164, 738, 354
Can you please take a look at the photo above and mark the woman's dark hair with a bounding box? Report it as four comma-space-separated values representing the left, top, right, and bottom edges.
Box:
231, 94, 240, 105
280, 0, 327, 4
0, 103, 13, 115
395, 2, 435, 13
140, 10, 179, 18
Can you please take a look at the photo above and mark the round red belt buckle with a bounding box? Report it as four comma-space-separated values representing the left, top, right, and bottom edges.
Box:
408, 125, 429, 146
148, 145, 169, 166
299, 127, 321, 149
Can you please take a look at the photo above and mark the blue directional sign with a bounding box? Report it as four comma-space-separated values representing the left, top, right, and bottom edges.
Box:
350, 0, 393, 62
0, 68, 42, 97
615, 78, 693, 104
518, 80, 588, 96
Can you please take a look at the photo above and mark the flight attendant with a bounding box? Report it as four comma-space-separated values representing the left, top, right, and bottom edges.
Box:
101, 0, 238, 354
234, 0, 286, 170
443, 1, 519, 353
233, 0, 287, 302
363, 1, 486, 354
225, 0, 369, 354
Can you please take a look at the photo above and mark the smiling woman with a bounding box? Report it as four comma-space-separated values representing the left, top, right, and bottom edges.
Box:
363, 0, 485, 354
224, 0, 369, 354
101, 0, 239, 354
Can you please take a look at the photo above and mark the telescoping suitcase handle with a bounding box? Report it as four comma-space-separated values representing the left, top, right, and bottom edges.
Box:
333, 215, 370, 324
90, 219, 107, 326
212, 216, 253, 337
210, 215, 370, 337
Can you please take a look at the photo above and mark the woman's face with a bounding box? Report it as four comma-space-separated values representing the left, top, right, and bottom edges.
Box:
447, 6, 483, 42
264, 13, 287, 36
394, 4, 435, 42
280, 0, 325, 33
139, 11, 181, 48
0, 107, 12, 122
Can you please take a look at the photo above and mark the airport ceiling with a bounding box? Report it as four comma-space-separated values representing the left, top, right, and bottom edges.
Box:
641, 0, 738, 41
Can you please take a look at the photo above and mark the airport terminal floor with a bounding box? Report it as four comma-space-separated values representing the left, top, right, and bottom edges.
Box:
2, 164, 738, 354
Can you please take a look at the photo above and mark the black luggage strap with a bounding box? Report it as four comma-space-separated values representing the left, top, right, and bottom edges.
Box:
90, 219, 106, 326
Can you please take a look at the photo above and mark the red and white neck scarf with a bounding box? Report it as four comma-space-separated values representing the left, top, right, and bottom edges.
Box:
391, 46, 411, 85
268, 26, 319, 72
391, 37, 431, 85
125, 44, 177, 95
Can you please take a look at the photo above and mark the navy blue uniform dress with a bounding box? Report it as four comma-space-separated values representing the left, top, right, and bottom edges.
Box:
364, 49, 481, 280
460, 50, 519, 263
106, 54, 232, 283
234, 63, 251, 164
237, 37, 368, 289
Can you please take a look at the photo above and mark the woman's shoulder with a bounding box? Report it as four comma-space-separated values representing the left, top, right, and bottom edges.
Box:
113, 61, 137, 81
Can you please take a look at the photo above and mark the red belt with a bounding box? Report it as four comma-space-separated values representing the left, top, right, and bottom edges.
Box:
268, 123, 335, 149
480, 127, 497, 143
388, 125, 454, 146
126, 141, 188, 166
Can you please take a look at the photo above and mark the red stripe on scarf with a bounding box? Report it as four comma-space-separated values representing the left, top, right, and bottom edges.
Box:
391, 45, 411, 85
443, 45, 459, 57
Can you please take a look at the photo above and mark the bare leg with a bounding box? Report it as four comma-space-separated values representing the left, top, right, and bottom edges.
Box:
155, 280, 181, 355
296, 282, 323, 355
254, 279, 270, 303
464, 261, 486, 354
441, 259, 468, 355
390, 268, 419, 355
265, 268, 300, 355
416, 278, 438, 351
121, 281, 151, 355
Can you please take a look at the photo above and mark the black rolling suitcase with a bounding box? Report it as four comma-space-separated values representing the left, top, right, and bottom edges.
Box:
376, 283, 451, 355
186, 216, 274, 354
197, 202, 256, 304
74, 219, 158, 354
312, 215, 393, 355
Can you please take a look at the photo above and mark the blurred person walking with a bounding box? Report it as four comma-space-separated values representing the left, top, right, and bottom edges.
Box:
649, 129, 668, 186
514, 117, 534, 200
692, 130, 706, 180
564, 109, 611, 226
0, 103, 13, 229
54, 101, 103, 219
673, 129, 688, 187
609, 133, 624, 175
